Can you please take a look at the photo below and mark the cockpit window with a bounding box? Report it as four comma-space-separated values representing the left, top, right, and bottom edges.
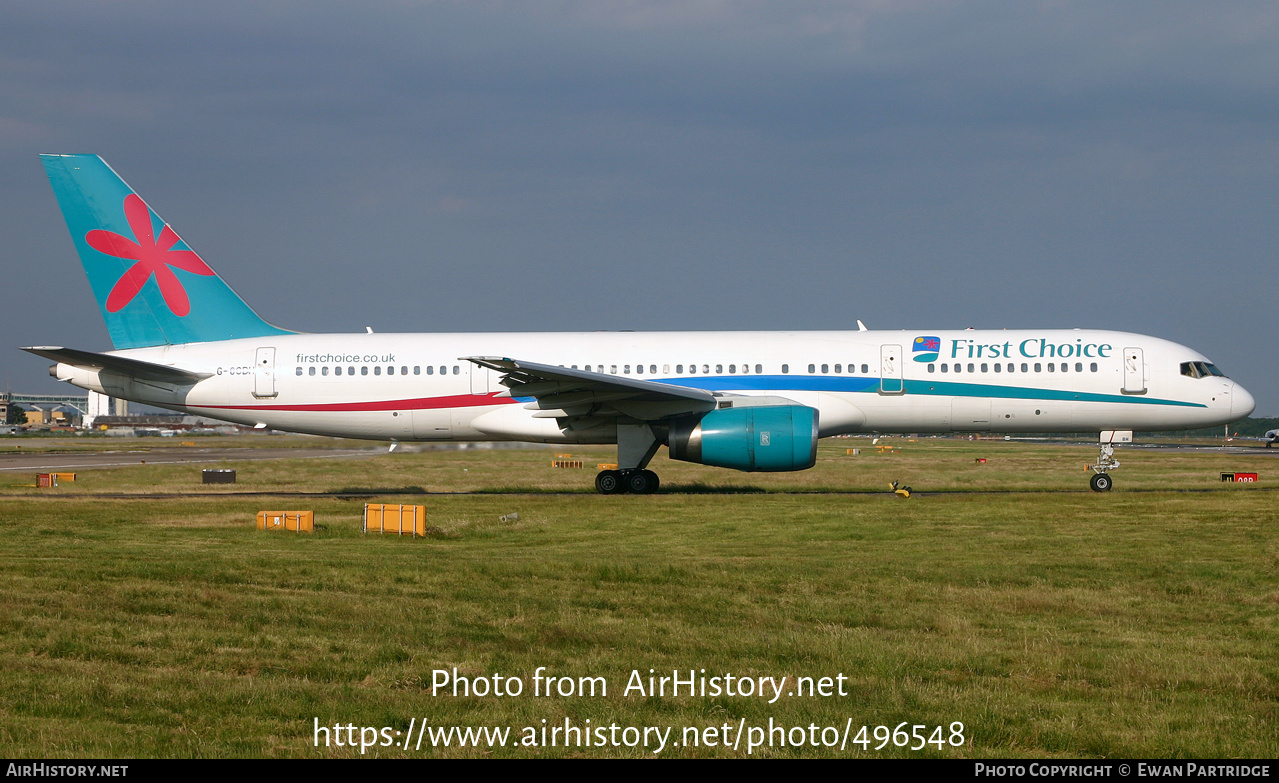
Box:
1181, 361, 1228, 379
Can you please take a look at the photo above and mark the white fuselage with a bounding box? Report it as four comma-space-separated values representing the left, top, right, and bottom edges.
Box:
59, 329, 1251, 441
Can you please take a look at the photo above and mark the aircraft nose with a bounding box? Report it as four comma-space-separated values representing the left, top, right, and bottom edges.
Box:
1231, 382, 1256, 419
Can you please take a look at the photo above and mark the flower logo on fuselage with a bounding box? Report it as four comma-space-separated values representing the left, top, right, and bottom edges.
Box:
86, 194, 215, 317
912, 335, 940, 362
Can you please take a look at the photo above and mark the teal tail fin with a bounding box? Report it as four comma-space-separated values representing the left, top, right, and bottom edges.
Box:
40, 154, 293, 349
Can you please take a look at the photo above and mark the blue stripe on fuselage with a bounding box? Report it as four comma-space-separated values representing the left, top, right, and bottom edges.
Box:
525, 374, 1205, 408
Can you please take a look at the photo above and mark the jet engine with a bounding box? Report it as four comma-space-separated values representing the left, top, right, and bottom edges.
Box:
664, 405, 819, 472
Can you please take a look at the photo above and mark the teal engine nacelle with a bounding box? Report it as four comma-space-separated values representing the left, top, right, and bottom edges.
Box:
665, 405, 819, 472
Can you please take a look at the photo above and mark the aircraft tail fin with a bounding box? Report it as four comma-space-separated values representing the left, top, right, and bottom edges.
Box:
40, 154, 293, 349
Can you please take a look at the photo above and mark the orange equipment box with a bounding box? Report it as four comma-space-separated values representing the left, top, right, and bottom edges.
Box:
256, 510, 314, 532
364, 504, 427, 537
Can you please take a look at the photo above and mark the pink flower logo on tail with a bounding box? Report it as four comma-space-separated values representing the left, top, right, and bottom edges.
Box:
86, 194, 215, 316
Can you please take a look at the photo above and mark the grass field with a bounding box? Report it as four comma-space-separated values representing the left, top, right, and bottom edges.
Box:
0, 437, 1275, 758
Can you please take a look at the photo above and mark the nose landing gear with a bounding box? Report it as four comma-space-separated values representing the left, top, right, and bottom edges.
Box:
1088, 431, 1130, 492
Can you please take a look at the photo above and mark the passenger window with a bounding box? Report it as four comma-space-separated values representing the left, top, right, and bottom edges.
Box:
980, 363, 988, 373
334, 367, 342, 376
954, 364, 962, 373
374, 366, 381, 376
676, 365, 684, 374
821, 364, 829, 374
1034, 363, 1042, 372
781, 364, 789, 374
928, 364, 935, 373
716, 364, 723, 374
453, 366, 459, 375
1091, 363, 1098, 372
755, 364, 762, 374
402, 366, 408, 375
729, 364, 736, 374
308, 367, 316, 376
362, 366, 369, 376
941, 364, 948, 373
861, 364, 869, 374
968, 363, 975, 373
650, 365, 657, 374
427, 366, 434, 375
834, 364, 842, 374
1047, 363, 1055, 372
611, 365, 617, 374
349, 366, 355, 375
1075, 363, 1082, 373
322, 366, 329, 376
662, 365, 669, 374
994, 363, 1001, 373
414, 366, 420, 375
808, 364, 816, 374
295, 367, 302, 376
703, 365, 710, 374
1021, 363, 1028, 373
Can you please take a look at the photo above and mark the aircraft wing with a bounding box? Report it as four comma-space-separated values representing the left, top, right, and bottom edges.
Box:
22, 346, 212, 385
463, 356, 719, 425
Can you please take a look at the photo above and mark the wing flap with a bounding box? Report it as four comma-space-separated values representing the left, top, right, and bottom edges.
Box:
463, 356, 717, 422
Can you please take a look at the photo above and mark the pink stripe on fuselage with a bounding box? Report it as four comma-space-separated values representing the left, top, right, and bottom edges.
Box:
198, 393, 512, 413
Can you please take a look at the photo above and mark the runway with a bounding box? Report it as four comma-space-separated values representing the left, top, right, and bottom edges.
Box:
0, 446, 383, 473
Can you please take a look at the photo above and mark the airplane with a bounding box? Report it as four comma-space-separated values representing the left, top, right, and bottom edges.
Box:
1266, 429, 1278, 448
24, 154, 1256, 493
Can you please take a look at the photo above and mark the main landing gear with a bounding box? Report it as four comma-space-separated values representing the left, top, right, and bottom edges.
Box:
595, 469, 661, 495
595, 422, 663, 494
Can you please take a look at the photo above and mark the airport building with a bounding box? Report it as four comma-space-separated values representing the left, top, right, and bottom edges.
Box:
2, 390, 126, 429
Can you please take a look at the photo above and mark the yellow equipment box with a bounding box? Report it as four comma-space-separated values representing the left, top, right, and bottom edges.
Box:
256, 510, 314, 532
364, 504, 427, 537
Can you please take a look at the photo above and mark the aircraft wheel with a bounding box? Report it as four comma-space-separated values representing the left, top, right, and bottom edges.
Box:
1089, 473, 1113, 492
626, 469, 659, 494
595, 470, 625, 494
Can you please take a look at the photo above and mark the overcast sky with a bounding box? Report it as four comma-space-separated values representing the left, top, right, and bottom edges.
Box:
2, 1, 1276, 415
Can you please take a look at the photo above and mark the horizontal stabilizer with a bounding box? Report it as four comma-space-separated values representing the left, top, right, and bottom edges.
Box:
22, 346, 212, 385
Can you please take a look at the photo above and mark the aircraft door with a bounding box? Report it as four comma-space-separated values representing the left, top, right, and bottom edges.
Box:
879, 344, 904, 394
470, 364, 494, 396
253, 347, 277, 398
1122, 347, 1146, 394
